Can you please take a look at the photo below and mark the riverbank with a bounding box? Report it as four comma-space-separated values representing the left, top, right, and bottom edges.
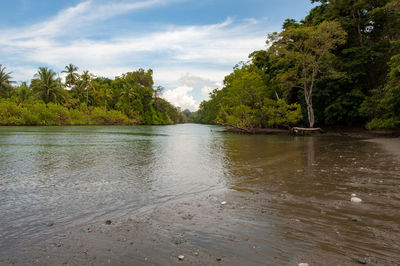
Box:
1, 125, 399, 265
225, 125, 400, 138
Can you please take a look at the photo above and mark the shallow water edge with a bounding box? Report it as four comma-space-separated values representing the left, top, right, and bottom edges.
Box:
0, 124, 399, 265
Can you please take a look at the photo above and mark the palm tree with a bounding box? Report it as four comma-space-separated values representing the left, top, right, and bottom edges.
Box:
0, 64, 15, 97
31, 67, 64, 104
15, 82, 31, 103
62, 64, 79, 88
78, 70, 96, 106
97, 85, 112, 112
120, 81, 137, 112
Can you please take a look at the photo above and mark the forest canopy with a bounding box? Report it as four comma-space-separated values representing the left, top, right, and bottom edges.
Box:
193, 0, 400, 130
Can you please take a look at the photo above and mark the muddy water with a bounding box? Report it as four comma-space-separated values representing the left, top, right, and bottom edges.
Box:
0, 124, 399, 265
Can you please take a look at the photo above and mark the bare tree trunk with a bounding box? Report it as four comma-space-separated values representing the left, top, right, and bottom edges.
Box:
304, 88, 315, 128
307, 103, 315, 128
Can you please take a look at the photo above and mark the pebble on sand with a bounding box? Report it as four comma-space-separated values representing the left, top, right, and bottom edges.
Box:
47, 222, 54, 226
298, 263, 310, 266
356, 257, 367, 264
105, 220, 112, 225
351, 196, 362, 203
220, 201, 227, 205
178, 255, 184, 260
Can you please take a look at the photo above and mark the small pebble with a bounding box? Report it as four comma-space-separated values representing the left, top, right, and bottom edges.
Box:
216, 258, 222, 262
105, 220, 112, 225
194, 252, 199, 256
356, 257, 367, 264
178, 255, 184, 260
47, 222, 54, 227
221, 201, 227, 205
298, 263, 310, 266
351, 197, 362, 203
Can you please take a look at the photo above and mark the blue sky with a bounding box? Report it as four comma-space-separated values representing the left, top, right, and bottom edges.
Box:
0, 0, 316, 110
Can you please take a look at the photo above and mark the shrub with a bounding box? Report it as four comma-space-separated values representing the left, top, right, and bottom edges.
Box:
89, 107, 135, 125
0, 101, 25, 125
366, 118, 399, 130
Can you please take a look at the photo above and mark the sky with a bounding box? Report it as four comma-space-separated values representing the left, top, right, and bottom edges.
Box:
0, 0, 316, 111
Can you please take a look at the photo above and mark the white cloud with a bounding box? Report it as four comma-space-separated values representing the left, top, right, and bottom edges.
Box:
154, 69, 229, 85
0, 0, 175, 40
0, 0, 278, 108
7, 66, 37, 83
162, 85, 198, 111
2, 17, 267, 68
201, 86, 214, 100
200, 81, 223, 101
159, 73, 224, 110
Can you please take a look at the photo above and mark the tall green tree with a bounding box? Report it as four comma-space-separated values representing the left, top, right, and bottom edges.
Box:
62, 64, 79, 88
196, 63, 302, 129
31, 67, 64, 104
268, 21, 347, 128
120, 81, 137, 113
78, 70, 96, 106
305, 0, 400, 126
360, 53, 400, 129
96, 83, 112, 112
216, 65, 267, 128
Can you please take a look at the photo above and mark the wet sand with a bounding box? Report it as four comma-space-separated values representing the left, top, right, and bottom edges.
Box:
366, 138, 400, 158
3, 184, 399, 266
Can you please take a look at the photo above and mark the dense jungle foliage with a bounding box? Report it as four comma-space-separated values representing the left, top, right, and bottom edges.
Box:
0, 66, 185, 126
193, 0, 400, 130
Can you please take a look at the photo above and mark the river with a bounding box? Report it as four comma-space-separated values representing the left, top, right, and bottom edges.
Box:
0, 124, 399, 265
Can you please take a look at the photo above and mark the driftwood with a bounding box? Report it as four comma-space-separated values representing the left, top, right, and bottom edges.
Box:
223, 124, 253, 134
290, 127, 324, 135
216, 122, 325, 136
216, 122, 289, 134
225, 126, 289, 135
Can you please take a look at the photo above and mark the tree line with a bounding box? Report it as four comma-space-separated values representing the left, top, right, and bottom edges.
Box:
192, 0, 400, 130
0, 64, 187, 126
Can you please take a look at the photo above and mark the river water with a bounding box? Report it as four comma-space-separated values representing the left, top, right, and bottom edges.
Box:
0, 124, 399, 265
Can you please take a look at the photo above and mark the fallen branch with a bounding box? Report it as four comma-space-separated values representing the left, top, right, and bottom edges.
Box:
290, 127, 324, 135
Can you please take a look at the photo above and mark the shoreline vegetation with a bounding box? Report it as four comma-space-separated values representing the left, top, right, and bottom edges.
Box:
0, 67, 188, 126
